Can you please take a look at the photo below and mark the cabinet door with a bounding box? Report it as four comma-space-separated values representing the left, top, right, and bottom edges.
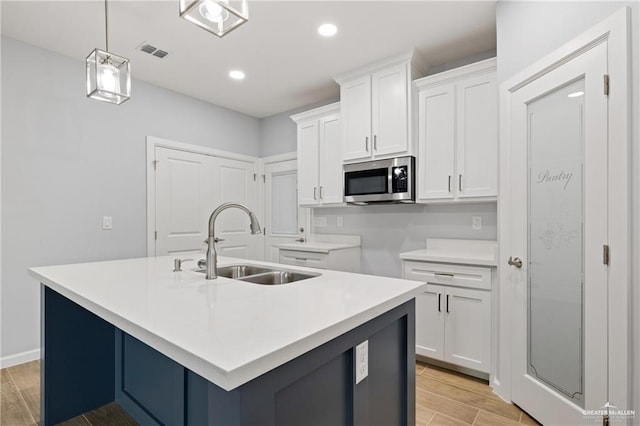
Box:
318, 114, 344, 205
341, 75, 371, 161
415, 283, 445, 360
417, 84, 456, 200
297, 121, 320, 206
444, 287, 491, 373
456, 73, 498, 198
371, 63, 409, 157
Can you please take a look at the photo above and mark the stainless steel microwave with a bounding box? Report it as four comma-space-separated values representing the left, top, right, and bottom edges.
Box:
343, 156, 415, 205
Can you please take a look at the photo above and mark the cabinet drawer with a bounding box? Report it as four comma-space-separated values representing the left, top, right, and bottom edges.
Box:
403, 261, 491, 291
279, 250, 328, 269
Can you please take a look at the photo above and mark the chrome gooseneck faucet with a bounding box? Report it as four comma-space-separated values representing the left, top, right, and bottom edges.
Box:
206, 203, 261, 279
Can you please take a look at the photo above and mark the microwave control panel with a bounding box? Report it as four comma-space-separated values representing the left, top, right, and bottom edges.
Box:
392, 166, 408, 193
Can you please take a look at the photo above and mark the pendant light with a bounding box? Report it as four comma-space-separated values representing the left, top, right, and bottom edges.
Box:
86, 0, 131, 105
179, 0, 248, 38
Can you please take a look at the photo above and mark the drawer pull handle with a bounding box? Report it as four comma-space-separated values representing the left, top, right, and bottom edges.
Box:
434, 273, 454, 277
295, 257, 308, 261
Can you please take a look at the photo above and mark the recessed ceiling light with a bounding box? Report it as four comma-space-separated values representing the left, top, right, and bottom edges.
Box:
567, 91, 584, 98
229, 70, 245, 80
318, 23, 338, 37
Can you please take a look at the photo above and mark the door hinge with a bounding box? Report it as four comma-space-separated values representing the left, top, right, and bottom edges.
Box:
154, 230, 158, 241
152, 160, 159, 170
603, 244, 610, 265
604, 74, 610, 96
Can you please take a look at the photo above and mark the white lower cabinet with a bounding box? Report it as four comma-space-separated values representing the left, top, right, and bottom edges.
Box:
404, 261, 491, 374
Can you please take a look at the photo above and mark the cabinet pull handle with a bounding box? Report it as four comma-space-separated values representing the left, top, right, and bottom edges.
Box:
448, 175, 452, 192
459, 174, 462, 192
295, 257, 308, 261
374, 135, 378, 151
313, 187, 317, 200
438, 293, 441, 312
319, 186, 323, 199
434, 272, 454, 277
365, 136, 369, 152
446, 294, 450, 313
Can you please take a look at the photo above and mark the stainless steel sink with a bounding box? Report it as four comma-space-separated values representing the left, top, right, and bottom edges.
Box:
238, 271, 319, 285
215, 265, 272, 279
194, 263, 320, 285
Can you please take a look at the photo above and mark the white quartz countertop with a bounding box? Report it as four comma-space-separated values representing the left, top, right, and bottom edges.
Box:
400, 238, 498, 267
29, 256, 424, 391
276, 241, 360, 253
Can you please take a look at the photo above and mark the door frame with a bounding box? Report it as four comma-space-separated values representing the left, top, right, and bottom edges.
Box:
146, 136, 259, 256
496, 6, 631, 411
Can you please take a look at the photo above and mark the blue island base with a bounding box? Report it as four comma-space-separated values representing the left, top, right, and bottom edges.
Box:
42, 285, 416, 425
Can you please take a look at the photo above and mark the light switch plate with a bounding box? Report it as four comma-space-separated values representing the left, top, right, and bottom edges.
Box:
102, 216, 113, 230
355, 340, 368, 384
472, 216, 482, 230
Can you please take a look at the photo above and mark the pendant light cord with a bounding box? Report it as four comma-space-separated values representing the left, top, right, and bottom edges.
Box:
104, 0, 109, 52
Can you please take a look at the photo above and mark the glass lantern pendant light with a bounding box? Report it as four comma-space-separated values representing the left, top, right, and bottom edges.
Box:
179, 0, 248, 38
86, 0, 131, 104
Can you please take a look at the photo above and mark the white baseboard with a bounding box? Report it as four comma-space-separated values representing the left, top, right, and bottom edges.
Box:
0, 348, 40, 368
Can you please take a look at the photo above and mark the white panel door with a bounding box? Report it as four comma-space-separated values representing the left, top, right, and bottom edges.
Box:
263, 159, 307, 262
318, 114, 343, 205
509, 42, 608, 424
211, 157, 258, 260
456, 73, 498, 198
154, 147, 213, 256
444, 287, 490, 373
371, 63, 408, 157
415, 284, 445, 360
341, 75, 371, 161
297, 121, 320, 207
417, 84, 456, 200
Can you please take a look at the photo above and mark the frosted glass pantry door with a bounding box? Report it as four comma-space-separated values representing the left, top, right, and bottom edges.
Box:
508, 41, 608, 425
527, 79, 585, 405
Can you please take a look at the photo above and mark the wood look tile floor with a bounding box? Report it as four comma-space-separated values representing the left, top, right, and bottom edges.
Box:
1, 360, 540, 425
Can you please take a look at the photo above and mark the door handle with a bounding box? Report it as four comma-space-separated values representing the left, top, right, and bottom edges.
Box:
446, 294, 450, 313
319, 186, 323, 199
313, 187, 317, 200
508, 256, 523, 268
374, 135, 377, 151
365, 136, 369, 152
459, 174, 462, 192
448, 175, 452, 192
438, 293, 441, 312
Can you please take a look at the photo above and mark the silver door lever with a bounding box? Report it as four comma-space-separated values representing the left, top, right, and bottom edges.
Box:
508, 257, 523, 268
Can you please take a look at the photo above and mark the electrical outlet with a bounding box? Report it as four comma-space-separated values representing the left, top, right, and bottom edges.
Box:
337, 216, 344, 227
102, 216, 113, 230
472, 216, 482, 230
355, 340, 368, 384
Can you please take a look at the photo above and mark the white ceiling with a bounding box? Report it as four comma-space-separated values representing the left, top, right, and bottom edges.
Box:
1, 1, 497, 118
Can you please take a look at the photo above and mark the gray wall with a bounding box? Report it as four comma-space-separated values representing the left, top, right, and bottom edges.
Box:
496, 0, 639, 412
0, 37, 261, 360
313, 203, 497, 278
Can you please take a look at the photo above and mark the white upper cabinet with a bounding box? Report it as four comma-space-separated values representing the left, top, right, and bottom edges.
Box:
336, 52, 423, 162
291, 103, 344, 207
415, 58, 498, 202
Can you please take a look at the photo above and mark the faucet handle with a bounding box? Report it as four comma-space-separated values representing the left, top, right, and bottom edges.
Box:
173, 258, 194, 272
295, 237, 306, 242
213, 237, 225, 243
197, 259, 207, 270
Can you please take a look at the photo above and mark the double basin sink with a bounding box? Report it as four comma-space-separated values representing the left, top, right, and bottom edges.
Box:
197, 264, 319, 285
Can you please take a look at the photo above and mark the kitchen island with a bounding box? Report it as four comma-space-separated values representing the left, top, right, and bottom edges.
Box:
30, 256, 425, 426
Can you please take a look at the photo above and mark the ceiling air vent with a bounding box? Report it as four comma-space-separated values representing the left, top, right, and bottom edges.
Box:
136, 42, 169, 59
